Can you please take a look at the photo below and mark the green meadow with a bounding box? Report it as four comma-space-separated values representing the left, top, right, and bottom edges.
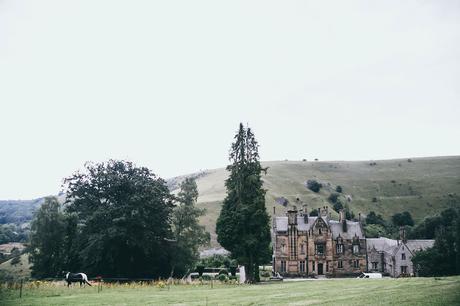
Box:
1, 276, 459, 305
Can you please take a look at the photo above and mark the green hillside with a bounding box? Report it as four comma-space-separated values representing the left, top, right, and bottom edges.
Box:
191, 156, 460, 246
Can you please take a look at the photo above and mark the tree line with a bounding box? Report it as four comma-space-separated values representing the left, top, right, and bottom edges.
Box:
29, 161, 210, 279
29, 123, 271, 282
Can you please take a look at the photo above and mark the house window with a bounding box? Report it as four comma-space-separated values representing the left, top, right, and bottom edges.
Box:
372, 262, 378, 270
401, 253, 406, 260
315, 244, 325, 255
319, 228, 322, 234
338, 260, 343, 269
353, 244, 359, 254
281, 244, 286, 253
312, 261, 315, 271
301, 244, 305, 254
401, 266, 407, 274
280, 261, 286, 272
336, 244, 343, 254
299, 261, 306, 273
326, 261, 329, 272
353, 260, 359, 269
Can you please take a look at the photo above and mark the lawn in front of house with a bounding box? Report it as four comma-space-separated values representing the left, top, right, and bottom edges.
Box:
1, 276, 459, 305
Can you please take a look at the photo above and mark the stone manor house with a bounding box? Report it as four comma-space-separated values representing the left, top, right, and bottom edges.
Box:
272, 205, 434, 278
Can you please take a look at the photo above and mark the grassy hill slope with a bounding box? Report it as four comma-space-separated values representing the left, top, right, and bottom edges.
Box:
192, 156, 460, 245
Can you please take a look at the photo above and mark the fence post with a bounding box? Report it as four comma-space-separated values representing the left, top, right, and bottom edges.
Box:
19, 279, 23, 298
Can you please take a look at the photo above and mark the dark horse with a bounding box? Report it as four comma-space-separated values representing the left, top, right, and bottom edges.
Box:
63, 271, 92, 287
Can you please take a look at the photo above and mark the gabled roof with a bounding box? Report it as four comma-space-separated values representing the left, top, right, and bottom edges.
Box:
366, 237, 399, 253
366, 238, 435, 255
329, 220, 364, 239
274, 215, 365, 239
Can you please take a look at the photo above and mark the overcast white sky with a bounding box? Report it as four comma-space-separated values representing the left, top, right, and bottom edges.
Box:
1, 0, 459, 199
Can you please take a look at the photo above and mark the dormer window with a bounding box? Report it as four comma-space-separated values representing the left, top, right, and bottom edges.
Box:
353, 244, 359, 254
336, 244, 344, 254
281, 244, 286, 253
319, 228, 322, 234
300, 244, 305, 254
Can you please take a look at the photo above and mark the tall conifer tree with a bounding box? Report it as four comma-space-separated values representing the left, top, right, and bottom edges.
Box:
216, 123, 271, 283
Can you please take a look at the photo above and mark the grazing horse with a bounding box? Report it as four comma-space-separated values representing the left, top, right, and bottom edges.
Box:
63, 271, 92, 287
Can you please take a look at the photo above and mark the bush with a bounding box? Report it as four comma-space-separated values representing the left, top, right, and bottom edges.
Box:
202, 274, 212, 281
229, 265, 237, 276
218, 274, 228, 282
260, 270, 271, 278
11, 256, 21, 266
328, 193, 339, 204
218, 268, 229, 276
372, 197, 377, 203
336, 185, 342, 193
196, 265, 205, 276
332, 201, 343, 213
306, 180, 322, 193
309, 208, 319, 216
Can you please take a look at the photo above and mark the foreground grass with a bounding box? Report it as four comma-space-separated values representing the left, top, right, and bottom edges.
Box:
1, 276, 460, 305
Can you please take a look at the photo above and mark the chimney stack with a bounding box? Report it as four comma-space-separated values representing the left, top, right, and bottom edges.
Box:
399, 226, 407, 243
339, 209, 344, 222
303, 204, 308, 223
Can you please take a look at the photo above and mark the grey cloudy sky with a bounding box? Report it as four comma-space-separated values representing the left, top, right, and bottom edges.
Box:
1, 0, 459, 199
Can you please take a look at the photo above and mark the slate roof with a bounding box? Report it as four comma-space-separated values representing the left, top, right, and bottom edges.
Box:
274, 215, 364, 239
366, 238, 434, 255
366, 237, 399, 253
328, 220, 364, 239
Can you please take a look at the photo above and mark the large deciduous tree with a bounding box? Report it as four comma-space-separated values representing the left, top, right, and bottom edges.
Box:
216, 123, 271, 283
171, 177, 210, 277
63, 160, 174, 278
29, 197, 67, 278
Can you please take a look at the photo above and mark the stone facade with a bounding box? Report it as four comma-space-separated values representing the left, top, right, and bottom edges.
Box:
366, 230, 434, 277
273, 206, 367, 277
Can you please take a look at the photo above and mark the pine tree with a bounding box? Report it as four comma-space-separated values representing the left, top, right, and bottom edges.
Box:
216, 123, 271, 283
171, 177, 210, 277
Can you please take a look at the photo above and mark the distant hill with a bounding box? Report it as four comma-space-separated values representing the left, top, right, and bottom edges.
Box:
1, 156, 459, 247
191, 156, 460, 246
0, 198, 44, 224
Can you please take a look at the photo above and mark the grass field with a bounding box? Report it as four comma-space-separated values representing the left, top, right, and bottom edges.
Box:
189, 156, 460, 246
1, 276, 459, 305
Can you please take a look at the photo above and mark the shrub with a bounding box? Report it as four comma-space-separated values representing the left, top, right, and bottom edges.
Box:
336, 185, 342, 193
306, 180, 322, 193
196, 265, 205, 276
218, 274, 228, 282
218, 268, 229, 276
332, 201, 343, 213
11, 256, 20, 266
309, 208, 319, 216
372, 197, 377, 203
202, 274, 212, 281
260, 270, 271, 278
229, 265, 237, 276
328, 193, 339, 204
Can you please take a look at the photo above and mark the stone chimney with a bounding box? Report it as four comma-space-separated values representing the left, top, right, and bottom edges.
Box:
399, 226, 407, 243
339, 209, 344, 222
303, 204, 308, 223
287, 207, 298, 225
